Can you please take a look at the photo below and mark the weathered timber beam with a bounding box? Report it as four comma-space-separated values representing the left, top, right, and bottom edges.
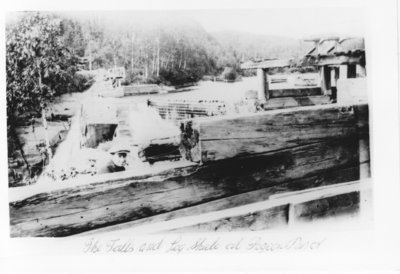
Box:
241, 59, 291, 70
292, 192, 360, 223
81, 165, 361, 235
10, 138, 360, 237
170, 192, 360, 233
103, 180, 368, 234
9, 161, 199, 203
317, 55, 363, 66
269, 88, 322, 98
188, 103, 368, 163
263, 95, 331, 110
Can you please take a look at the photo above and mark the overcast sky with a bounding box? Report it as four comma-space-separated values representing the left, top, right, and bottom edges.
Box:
7, 8, 365, 39
186, 8, 365, 38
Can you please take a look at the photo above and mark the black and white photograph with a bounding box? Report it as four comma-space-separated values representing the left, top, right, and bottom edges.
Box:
1, 0, 400, 272
6, 8, 372, 237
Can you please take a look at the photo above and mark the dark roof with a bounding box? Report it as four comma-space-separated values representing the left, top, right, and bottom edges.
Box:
240, 37, 366, 69
306, 37, 365, 57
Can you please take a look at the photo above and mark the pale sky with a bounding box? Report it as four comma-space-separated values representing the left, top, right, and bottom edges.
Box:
186, 8, 365, 38
7, 8, 365, 40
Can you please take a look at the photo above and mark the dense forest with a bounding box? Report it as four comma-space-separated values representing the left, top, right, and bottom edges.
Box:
57, 12, 311, 86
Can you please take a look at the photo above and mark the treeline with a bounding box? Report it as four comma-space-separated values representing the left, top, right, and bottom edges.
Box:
60, 14, 222, 86
58, 12, 310, 86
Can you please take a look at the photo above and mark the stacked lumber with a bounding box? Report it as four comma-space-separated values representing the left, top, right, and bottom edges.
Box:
148, 99, 227, 120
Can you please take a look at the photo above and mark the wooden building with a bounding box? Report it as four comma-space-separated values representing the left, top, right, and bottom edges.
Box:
241, 37, 367, 108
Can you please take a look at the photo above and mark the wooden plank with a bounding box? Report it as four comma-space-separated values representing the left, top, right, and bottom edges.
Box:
165, 181, 368, 233
81, 165, 360, 235
317, 55, 363, 66
97, 180, 368, 234
257, 68, 267, 103
10, 139, 360, 237
170, 192, 361, 233
191, 103, 367, 163
293, 192, 360, 221
241, 59, 291, 69
167, 205, 288, 233
320, 66, 331, 96
269, 88, 322, 98
263, 95, 331, 110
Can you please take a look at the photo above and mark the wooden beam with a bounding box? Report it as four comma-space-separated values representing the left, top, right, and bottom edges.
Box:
263, 95, 330, 110
97, 180, 368, 234
257, 68, 268, 103
166, 180, 367, 233
269, 88, 322, 98
81, 165, 361, 235
186, 103, 368, 163
317, 55, 363, 66
293, 192, 359, 222
319, 66, 331, 96
10, 138, 361, 237
241, 59, 291, 70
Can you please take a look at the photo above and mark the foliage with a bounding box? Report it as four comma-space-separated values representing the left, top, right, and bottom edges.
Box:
6, 12, 78, 118
159, 68, 202, 86
73, 71, 95, 91
221, 67, 239, 81
41, 13, 310, 87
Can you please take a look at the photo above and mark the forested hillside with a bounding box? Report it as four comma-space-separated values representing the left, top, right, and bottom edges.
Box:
56, 12, 311, 86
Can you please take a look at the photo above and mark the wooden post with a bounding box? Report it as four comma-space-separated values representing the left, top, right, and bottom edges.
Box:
265, 69, 270, 100
347, 64, 357, 78
257, 68, 268, 104
319, 66, 331, 96
339, 65, 347, 79
332, 67, 340, 102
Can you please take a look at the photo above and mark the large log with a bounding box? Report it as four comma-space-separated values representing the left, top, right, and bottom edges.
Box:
81, 166, 361, 235
91, 180, 367, 234
10, 137, 360, 237
184, 103, 368, 163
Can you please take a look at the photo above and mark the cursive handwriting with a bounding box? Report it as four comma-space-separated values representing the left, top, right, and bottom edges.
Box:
83, 236, 326, 254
